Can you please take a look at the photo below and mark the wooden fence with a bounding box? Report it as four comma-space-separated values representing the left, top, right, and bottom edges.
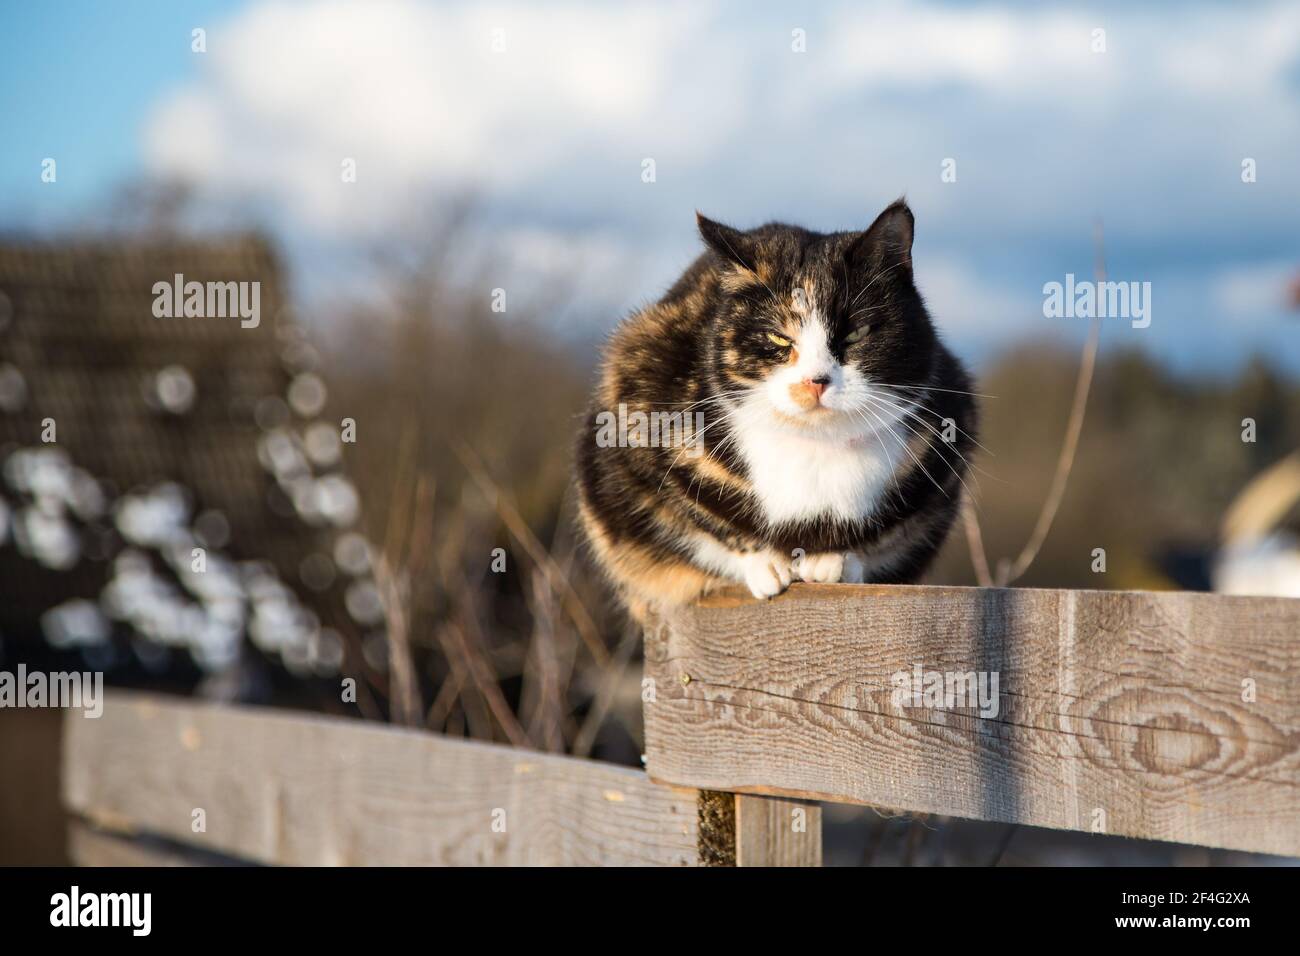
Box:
59, 582, 1300, 865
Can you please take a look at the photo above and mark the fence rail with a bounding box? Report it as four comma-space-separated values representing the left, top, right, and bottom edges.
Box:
52, 582, 1300, 865
64, 691, 717, 866
644, 583, 1300, 857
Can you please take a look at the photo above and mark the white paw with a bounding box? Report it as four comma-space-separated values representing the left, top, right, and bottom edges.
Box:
794, 551, 844, 583
740, 551, 793, 600
842, 552, 867, 583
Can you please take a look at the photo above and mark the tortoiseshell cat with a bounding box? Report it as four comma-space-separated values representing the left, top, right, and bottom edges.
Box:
576, 200, 976, 624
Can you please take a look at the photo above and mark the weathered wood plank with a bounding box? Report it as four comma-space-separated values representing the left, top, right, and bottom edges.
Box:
644, 583, 1300, 857
65, 691, 701, 866
0, 707, 68, 864
735, 794, 822, 866
68, 821, 248, 867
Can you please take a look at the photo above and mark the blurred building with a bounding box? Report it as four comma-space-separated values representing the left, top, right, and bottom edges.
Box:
0, 237, 380, 702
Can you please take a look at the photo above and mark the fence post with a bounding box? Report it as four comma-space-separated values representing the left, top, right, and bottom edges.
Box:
735, 794, 822, 866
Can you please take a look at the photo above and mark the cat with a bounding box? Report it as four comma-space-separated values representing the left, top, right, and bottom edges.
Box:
575, 199, 977, 625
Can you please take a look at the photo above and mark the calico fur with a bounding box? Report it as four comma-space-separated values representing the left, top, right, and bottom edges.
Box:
575, 200, 977, 623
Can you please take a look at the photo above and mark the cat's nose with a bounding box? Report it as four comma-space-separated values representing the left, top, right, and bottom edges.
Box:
803, 375, 831, 400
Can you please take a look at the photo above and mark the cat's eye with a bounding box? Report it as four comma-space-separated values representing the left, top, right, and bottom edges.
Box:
767, 332, 793, 348
844, 324, 869, 345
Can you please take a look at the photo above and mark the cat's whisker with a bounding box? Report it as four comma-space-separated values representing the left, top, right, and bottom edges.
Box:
859, 401, 952, 502
871, 381, 998, 400
688, 421, 769, 509
847, 405, 902, 500
654, 404, 746, 494
848, 260, 909, 309
865, 385, 992, 455
890, 400, 992, 461
863, 392, 974, 462
685, 429, 746, 505
859, 403, 929, 505
637, 390, 747, 411
880, 412, 1001, 488
862, 393, 981, 501
599, 397, 745, 473
845, 303, 891, 323
861, 391, 975, 471
875, 410, 953, 500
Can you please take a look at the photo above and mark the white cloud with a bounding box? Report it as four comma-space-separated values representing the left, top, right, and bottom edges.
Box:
916, 255, 1034, 341
820, 1, 1300, 102
146, 0, 743, 232
144, 0, 1300, 231
1211, 261, 1296, 319
822, 6, 1101, 94
140, 0, 1300, 367
144, 0, 1300, 233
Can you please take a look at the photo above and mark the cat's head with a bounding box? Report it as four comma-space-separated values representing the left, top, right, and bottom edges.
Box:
698, 200, 938, 439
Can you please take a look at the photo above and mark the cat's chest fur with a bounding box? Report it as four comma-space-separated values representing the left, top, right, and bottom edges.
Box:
735, 419, 908, 526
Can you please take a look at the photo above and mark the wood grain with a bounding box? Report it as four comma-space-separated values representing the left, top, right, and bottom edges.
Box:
644, 583, 1300, 857
0, 707, 68, 864
67, 821, 245, 867
65, 691, 701, 866
735, 794, 822, 866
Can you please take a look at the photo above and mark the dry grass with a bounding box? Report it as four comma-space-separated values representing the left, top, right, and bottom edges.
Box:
317, 222, 637, 762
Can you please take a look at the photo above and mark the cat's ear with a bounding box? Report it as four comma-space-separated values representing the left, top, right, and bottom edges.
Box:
696, 212, 759, 273
846, 199, 914, 278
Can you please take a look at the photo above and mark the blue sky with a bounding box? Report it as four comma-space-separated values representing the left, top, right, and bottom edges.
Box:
2, 0, 1298, 375
0, 1, 243, 215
